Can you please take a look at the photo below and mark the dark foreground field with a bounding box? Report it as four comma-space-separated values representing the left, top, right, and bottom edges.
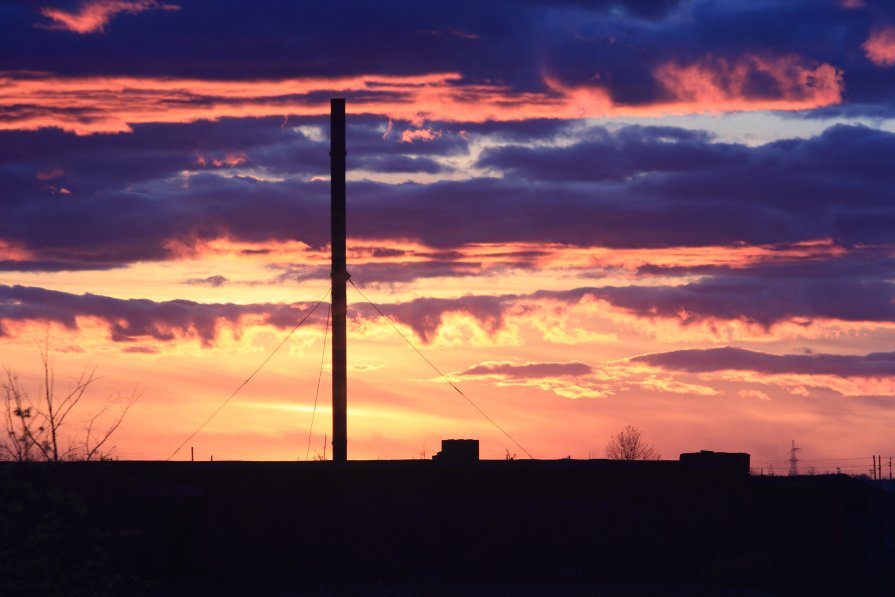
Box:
1, 457, 893, 596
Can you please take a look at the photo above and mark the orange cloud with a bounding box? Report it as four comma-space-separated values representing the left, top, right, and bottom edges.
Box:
159, 236, 850, 279
0, 240, 34, 261
637, 376, 719, 396
400, 127, 442, 143
451, 358, 723, 400
38, 0, 179, 34
535, 294, 893, 345
713, 370, 895, 398
0, 52, 843, 135
195, 153, 249, 168
452, 359, 613, 399
523, 239, 847, 272
36, 166, 65, 180
652, 54, 843, 112
864, 27, 895, 67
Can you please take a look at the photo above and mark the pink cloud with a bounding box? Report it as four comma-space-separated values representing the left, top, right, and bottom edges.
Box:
0, 52, 844, 135
652, 54, 843, 112
0, 241, 34, 261
36, 166, 64, 181
863, 26, 895, 67
739, 389, 771, 401
38, 0, 179, 35
196, 153, 248, 168
400, 128, 442, 143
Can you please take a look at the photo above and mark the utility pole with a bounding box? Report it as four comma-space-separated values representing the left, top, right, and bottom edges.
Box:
331, 98, 348, 463
788, 440, 800, 476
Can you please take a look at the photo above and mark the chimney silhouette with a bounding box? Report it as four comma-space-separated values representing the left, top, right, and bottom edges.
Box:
331, 99, 348, 462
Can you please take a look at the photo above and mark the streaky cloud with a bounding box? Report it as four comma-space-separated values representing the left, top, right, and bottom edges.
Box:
0, 284, 324, 345
461, 360, 593, 379
2, 124, 895, 275
633, 347, 895, 378
0, 56, 843, 135
38, 0, 179, 34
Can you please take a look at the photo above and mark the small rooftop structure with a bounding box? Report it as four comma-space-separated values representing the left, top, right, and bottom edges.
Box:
432, 439, 479, 463
679, 450, 750, 475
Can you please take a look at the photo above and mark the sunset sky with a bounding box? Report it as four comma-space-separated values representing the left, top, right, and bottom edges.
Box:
3, 0, 895, 470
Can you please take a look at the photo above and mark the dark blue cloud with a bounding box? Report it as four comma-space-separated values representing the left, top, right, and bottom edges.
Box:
0, 115, 464, 192
356, 155, 445, 175
3, 0, 893, 112
478, 126, 739, 182
2, 123, 895, 272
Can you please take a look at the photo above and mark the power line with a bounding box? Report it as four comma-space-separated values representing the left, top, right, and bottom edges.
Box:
166, 290, 330, 461
752, 456, 880, 464
349, 277, 534, 459
305, 301, 331, 461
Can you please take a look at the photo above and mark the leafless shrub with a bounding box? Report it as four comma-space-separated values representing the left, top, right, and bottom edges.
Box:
1, 341, 139, 462
605, 425, 660, 460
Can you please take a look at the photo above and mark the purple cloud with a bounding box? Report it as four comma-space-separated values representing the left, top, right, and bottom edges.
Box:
5, 268, 895, 348
184, 275, 229, 287
2, 124, 895, 273
37, 1, 179, 35
356, 294, 511, 343
461, 360, 593, 379
633, 347, 895, 378
0, 285, 325, 345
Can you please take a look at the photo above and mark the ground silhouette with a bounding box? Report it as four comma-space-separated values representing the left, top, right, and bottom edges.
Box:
1, 450, 893, 595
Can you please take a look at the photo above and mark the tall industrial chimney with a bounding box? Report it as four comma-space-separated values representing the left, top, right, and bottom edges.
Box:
331, 99, 348, 462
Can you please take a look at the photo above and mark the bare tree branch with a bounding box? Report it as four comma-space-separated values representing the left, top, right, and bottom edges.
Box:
84, 389, 141, 461
2, 368, 51, 461
2, 369, 35, 461
605, 425, 660, 460
2, 342, 135, 462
